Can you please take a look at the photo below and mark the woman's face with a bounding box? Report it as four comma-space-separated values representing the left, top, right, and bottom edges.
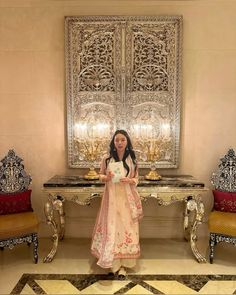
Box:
114, 133, 127, 153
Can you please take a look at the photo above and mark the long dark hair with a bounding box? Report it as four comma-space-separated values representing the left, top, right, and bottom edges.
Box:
105, 129, 137, 176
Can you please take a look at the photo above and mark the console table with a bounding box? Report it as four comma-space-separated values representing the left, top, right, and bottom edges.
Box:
43, 175, 209, 263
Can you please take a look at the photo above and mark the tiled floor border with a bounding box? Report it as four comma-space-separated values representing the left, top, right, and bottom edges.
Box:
11, 273, 236, 294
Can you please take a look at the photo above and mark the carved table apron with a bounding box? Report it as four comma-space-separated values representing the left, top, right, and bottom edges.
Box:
43, 175, 209, 263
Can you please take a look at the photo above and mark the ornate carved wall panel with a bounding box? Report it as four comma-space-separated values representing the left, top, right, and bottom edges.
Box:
65, 16, 182, 169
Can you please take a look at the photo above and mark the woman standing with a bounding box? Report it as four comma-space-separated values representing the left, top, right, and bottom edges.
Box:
91, 129, 143, 277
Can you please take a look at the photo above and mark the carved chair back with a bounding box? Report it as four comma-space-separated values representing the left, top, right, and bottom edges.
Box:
0, 149, 32, 193
211, 148, 236, 192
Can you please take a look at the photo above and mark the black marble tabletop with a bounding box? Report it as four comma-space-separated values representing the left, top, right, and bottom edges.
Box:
43, 175, 205, 188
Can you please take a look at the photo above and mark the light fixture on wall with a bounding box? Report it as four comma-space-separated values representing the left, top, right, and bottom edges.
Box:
132, 122, 171, 180
74, 121, 110, 180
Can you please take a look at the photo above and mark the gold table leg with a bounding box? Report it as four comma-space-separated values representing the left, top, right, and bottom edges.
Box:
185, 196, 207, 263
43, 196, 65, 263
183, 204, 190, 241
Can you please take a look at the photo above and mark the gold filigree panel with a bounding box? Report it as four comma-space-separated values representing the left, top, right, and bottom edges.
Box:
65, 16, 182, 169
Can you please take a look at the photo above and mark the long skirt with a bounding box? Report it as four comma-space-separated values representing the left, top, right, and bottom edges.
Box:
91, 182, 141, 270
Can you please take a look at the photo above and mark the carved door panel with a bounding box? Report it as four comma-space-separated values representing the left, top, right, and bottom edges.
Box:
125, 20, 181, 168
66, 19, 123, 167
65, 16, 182, 169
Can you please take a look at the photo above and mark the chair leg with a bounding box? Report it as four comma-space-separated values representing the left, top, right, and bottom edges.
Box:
209, 232, 216, 264
32, 233, 39, 264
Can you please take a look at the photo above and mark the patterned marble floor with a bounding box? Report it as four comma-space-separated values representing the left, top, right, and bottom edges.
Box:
11, 273, 236, 294
1, 238, 236, 294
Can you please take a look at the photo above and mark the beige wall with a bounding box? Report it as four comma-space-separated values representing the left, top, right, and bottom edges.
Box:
0, 0, 236, 238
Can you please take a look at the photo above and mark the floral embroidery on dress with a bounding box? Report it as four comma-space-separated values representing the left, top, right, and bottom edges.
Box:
125, 231, 133, 243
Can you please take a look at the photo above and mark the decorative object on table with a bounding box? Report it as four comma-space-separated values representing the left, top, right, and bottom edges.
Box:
0, 150, 39, 263
208, 148, 236, 263
131, 122, 172, 180
74, 119, 110, 179
65, 15, 182, 173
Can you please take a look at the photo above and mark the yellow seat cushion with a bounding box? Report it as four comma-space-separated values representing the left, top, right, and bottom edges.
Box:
0, 211, 39, 240
208, 210, 236, 236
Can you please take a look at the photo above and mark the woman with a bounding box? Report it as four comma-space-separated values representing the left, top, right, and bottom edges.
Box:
91, 129, 143, 277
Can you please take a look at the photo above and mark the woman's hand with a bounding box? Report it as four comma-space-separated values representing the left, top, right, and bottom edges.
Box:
106, 171, 114, 182
120, 177, 135, 185
101, 171, 114, 182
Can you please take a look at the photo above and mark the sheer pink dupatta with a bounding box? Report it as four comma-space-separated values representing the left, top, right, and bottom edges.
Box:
91, 155, 143, 268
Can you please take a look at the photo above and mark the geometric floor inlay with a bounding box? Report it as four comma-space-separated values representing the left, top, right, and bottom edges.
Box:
11, 274, 236, 294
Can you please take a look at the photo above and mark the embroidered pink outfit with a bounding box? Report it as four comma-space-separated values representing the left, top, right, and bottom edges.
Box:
91, 155, 143, 270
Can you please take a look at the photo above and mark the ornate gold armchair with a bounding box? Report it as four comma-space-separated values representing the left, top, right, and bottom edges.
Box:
0, 150, 39, 263
208, 149, 236, 263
